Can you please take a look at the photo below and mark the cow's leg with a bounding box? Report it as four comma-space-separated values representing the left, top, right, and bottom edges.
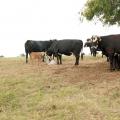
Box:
116, 55, 119, 70
109, 54, 115, 71
90, 47, 92, 56
93, 52, 96, 57
48, 56, 51, 62
75, 55, 80, 65
95, 53, 96, 57
112, 55, 116, 70
95, 51, 97, 57
118, 55, 120, 70
48, 54, 55, 62
113, 55, 117, 70
114, 54, 120, 70
57, 56, 59, 64
59, 55, 62, 64
26, 52, 28, 63
107, 57, 109, 62
102, 54, 103, 58
42, 53, 45, 62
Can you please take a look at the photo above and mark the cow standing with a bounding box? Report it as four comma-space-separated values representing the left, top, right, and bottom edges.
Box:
84, 39, 97, 57
84, 38, 109, 61
46, 39, 83, 65
91, 34, 120, 70
25, 40, 53, 63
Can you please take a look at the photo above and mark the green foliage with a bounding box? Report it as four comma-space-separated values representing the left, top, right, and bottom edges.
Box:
81, 0, 120, 25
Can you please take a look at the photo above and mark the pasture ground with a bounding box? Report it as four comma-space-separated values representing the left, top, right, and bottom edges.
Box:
0, 56, 120, 120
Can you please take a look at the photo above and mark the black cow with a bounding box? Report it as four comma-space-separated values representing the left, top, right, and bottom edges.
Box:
84, 39, 97, 57
46, 39, 83, 65
25, 40, 53, 63
84, 39, 109, 61
91, 34, 120, 70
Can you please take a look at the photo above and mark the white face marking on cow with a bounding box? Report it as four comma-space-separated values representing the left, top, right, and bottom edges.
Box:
92, 35, 98, 42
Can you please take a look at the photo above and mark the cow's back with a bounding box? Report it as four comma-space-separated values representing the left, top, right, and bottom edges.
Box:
25, 40, 52, 53
101, 35, 120, 48
57, 39, 83, 51
97, 34, 120, 55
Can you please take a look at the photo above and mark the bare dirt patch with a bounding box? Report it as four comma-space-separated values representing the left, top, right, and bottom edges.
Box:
38, 56, 120, 84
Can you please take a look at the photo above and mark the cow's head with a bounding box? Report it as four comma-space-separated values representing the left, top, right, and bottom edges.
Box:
46, 40, 58, 56
90, 35, 101, 48
91, 35, 101, 43
84, 39, 92, 47
46, 50, 53, 56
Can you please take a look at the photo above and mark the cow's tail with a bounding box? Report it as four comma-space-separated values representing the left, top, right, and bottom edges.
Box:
25, 45, 28, 63
25, 40, 30, 63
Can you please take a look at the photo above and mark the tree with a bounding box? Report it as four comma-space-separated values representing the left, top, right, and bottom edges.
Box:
80, 0, 120, 25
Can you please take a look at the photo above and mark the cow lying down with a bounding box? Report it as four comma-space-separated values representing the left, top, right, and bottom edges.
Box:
48, 60, 57, 65
44, 55, 57, 65
26, 51, 56, 65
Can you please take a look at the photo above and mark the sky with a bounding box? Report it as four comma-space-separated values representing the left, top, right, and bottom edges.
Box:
0, 0, 120, 57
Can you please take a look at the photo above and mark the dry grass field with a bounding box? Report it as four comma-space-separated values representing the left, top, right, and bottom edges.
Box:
0, 56, 120, 120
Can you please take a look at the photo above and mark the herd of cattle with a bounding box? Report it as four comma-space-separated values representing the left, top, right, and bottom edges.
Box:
25, 34, 120, 71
